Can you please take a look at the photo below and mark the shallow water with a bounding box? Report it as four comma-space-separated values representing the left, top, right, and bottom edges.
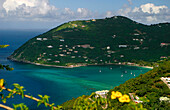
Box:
0, 30, 151, 109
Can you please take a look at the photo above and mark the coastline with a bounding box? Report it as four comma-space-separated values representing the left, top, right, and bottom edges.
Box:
7, 56, 153, 69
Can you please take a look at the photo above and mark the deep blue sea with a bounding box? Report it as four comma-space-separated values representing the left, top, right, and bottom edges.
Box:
0, 30, 151, 110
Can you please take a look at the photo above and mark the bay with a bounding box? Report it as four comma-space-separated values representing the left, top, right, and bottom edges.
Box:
0, 30, 151, 110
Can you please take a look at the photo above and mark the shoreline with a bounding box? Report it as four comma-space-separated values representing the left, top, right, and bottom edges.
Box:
7, 57, 153, 69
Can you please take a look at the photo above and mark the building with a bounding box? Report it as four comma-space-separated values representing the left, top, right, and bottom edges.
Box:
67, 52, 71, 54
119, 45, 127, 48
81, 44, 91, 48
43, 38, 47, 40
134, 33, 140, 35
74, 51, 78, 53
107, 46, 110, 50
92, 19, 96, 22
37, 38, 42, 40
134, 47, 140, 50
54, 61, 60, 63
69, 49, 73, 51
47, 45, 53, 48
60, 39, 64, 42
159, 97, 170, 102
59, 54, 65, 56
95, 90, 109, 98
71, 56, 75, 58
160, 43, 170, 46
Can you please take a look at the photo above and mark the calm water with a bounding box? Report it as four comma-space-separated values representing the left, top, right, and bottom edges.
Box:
0, 30, 151, 109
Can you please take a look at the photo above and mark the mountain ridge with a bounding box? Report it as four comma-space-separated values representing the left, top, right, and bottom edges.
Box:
8, 16, 170, 67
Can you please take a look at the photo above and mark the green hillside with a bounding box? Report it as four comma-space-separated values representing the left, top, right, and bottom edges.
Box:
61, 60, 170, 109
8, 16, 170, 67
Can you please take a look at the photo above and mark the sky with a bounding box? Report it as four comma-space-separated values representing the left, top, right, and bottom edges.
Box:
0, 0, 170, 29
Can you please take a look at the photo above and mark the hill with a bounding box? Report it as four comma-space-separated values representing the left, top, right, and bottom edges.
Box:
8, 16, 170, 67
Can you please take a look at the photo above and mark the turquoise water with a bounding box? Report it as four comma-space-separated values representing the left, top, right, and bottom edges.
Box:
0, 30, 151, 109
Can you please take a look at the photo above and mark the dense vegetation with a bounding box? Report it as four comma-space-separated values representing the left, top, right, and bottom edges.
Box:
61, 60, 170, 109
8, 16, 170, 66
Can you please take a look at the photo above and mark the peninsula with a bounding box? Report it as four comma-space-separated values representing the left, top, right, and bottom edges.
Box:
8, 16, 170, 67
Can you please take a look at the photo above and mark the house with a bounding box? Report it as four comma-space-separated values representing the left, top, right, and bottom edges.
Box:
71, 56, 75, 58
47, 59, 51, 61
107, 55, 111, 57
60, 39, 64, 42
43, 38, 47, 40
67, 52, 71, 54
47, 45, 53, 48
60, 45, 63, 47
69, 49, 73, 51
160, 56, 167, 59
54, 55, 58, 57
90, 47, 95, 49
77, 45, 81, 47
59, 54, 65, 56
134, 33, 140, 35
159, 97, 170, 102
107, 46, 110, 50
119, 45, 127, 48
74, 51, 78, 53
112, 35, 116, 38
134, 47, 140, 50
63, 50, 67, 52
120, 55, 124, 58
82, 25, 85, 28
83, 56, 87, 59
54, 61, 60, 63
92, 19, 96, 22
37, 58, 41, 60
37, 38, 42, 40
81, 44, 91, 48
95, 90, 109, 98
160, 43, 170, 46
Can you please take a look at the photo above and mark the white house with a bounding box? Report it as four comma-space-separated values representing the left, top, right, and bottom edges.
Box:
95, 90, 109, 98
47, 45, 53, 48
43, 38, 47, 40
71, 56, 75, 58
37, 38, 42, 40
107, 46, 110, 50
60, 39, 64, 42
119, 45, 127, 48
134, 47, 140, 50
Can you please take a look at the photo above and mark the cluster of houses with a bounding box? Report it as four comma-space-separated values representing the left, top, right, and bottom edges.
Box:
161, 77, 170, 89
36, 38, 48, 41
160, 43, 170, 47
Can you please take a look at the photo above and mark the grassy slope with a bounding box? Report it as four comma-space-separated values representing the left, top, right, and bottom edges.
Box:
9, 16, 170, 66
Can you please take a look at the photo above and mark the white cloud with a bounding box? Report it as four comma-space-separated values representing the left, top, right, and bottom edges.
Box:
3, 0, 36, 13
146, 16, 157, 22
133, 3, 168, 14
118, 3, 170, 24
0, 1, 169, 29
